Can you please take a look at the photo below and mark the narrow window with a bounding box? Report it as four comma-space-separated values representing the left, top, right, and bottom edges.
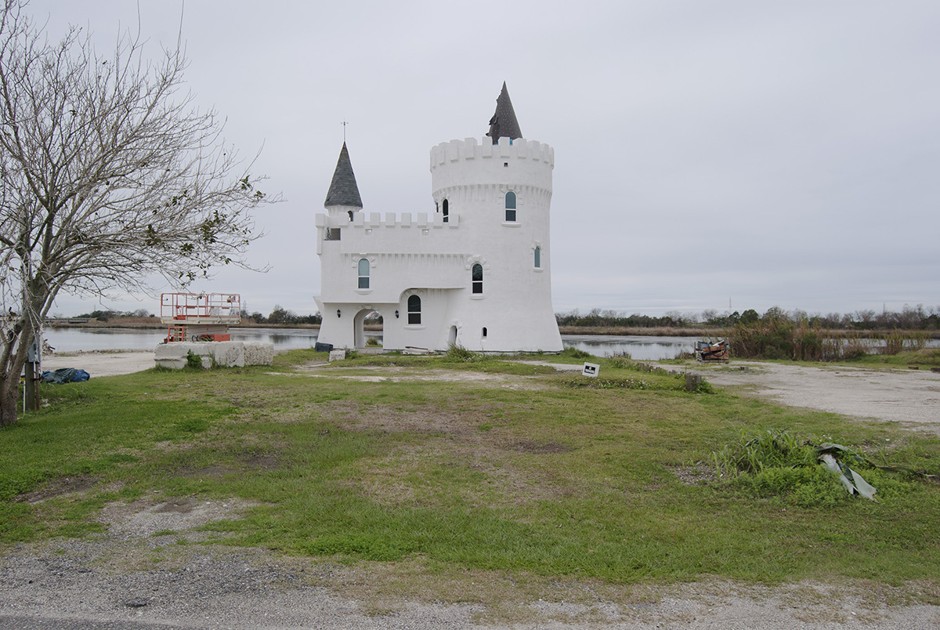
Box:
471, 263, 483, 295
534, 246, 541, 269
357, 258, 370, 289
407, 295, 421, 325
442, 198, 449, 223
482, 327, 488, 338
505, 191, 516, 222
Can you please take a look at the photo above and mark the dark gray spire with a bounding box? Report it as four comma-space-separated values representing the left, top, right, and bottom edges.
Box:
486, 82, 523, 145
324, 142, 363, 208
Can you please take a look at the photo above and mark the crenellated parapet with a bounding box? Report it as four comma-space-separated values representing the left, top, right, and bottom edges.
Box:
430, 136, 554, 195
430, 136, 554, 168
316, 211, 459, 230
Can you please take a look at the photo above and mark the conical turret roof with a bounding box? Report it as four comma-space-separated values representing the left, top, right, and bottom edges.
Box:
486, 82, 523, 144
324, 142, 363, 208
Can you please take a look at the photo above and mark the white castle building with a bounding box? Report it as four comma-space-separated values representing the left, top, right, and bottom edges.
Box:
314, 83, 563, 352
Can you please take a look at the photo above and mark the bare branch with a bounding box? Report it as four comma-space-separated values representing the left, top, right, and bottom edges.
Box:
0, 0, 274, 425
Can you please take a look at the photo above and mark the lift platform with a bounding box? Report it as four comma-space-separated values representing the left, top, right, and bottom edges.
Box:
160, 293, 241, 342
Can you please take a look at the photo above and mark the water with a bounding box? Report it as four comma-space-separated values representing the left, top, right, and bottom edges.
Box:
44, 327, 321, 353
44, 328, 699, 361
561, 334, 698, 360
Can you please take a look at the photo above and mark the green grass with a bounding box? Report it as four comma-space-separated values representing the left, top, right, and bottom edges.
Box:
848, 347, 940, 368
1, 350, 939, 590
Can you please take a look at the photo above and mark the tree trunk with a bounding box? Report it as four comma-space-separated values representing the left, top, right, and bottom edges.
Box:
0, 378, 18, 427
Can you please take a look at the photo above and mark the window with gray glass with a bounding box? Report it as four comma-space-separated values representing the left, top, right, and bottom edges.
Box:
505, 191, 516, 222
471, 263, 483, 294
407, 295, 421, 324
358, 258, 370, 289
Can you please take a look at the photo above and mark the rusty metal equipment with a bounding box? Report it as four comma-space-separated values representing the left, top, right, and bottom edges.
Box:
695, 339, 730, 362
160, 293, 241, 343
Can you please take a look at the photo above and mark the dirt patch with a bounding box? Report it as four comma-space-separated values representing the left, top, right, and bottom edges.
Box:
320, 400, 500, 437
670, 462, 717, 486
290, 365, 548, 390
101, 496, 257, 538
15, 475, 99, 504
353, 441, 570, 510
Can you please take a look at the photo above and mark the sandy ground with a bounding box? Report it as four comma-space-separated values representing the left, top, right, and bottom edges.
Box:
42, 350, 156, 378
683, 361, 940, 435
4, 354, 938, 628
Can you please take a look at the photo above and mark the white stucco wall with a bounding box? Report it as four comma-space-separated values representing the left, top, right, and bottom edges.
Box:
314, 135, 562, 352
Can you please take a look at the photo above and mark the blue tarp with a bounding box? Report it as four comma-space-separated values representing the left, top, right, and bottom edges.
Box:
41, 368, 91, 384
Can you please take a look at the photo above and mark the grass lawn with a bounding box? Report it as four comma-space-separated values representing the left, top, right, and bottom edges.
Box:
2, 349, 939, 596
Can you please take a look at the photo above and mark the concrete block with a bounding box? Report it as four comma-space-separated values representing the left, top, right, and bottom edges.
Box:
154, 341, 274, 369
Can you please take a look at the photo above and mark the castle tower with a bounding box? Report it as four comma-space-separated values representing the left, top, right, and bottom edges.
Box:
314, 84, 562, 352
324, 142, 362, 221
427, 83, 561, 352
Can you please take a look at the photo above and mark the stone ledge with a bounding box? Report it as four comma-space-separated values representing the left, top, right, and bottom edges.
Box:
154, 342, 274, 370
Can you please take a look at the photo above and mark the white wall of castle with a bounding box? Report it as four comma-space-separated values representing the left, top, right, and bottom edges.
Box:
315, 136, 562, 352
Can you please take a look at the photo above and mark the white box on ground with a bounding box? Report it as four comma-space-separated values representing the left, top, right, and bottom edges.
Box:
582, 362, 600, 377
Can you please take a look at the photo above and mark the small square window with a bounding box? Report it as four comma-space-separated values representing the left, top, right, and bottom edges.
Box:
503, 162, 508, 167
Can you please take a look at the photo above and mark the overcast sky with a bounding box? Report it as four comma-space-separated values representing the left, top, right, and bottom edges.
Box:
29, 0, 940, 318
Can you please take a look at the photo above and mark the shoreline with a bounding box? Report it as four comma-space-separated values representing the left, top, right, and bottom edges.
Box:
43, 319, 940, 340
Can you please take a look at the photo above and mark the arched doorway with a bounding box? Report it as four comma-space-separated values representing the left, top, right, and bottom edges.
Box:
353, 309, 383, 349
448, 325, 458, 347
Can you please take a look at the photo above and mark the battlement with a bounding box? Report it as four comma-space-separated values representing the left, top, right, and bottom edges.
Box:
316, 211, 459, 231
430, 136, 554, 170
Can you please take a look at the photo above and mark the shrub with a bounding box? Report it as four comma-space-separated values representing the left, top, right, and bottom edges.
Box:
560, 347, 592, 360
185, 350, 203, 369
710, 430, 899, 507
444, 344, 483, 362
713, 429, 818, 476
881, 330, 931, 355
607, 352, 633, 369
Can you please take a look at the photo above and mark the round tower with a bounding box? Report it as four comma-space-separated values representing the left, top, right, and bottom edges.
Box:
427, 83, 562, 352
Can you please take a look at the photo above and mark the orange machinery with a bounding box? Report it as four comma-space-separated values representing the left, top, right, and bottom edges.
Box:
160, 293, 241, 342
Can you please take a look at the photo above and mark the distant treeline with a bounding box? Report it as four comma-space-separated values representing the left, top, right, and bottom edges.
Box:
242, 306, 322, 326
555, 305, 940, 331
69, 304, 940, 331
70, 305, 324, 326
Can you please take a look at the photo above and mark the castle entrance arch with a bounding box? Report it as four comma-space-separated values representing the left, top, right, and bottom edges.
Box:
353, 309, 383, 349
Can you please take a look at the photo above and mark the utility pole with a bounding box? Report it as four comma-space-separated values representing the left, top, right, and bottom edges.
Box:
24, 334, 41, 412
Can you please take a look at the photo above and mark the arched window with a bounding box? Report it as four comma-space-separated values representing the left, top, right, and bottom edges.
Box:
471, 263, 483, 294
482, 327, 488, 338
442, 198, 449, 223
357, 258, 370, 289
505, 191, 516, 222
534, 246, 541, 269
407, 295, 421, 325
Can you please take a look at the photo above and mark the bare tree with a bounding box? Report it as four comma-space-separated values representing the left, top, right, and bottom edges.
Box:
0, 0, 271, 425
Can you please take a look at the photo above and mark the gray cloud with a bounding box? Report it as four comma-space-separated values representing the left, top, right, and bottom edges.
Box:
29, 0, 940, 317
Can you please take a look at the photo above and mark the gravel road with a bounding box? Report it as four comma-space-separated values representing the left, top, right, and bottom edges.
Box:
689, 361, 940, 435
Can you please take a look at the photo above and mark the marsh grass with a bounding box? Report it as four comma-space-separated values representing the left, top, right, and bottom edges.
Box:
1, 351, 939, 588
711, 429, 867, 507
